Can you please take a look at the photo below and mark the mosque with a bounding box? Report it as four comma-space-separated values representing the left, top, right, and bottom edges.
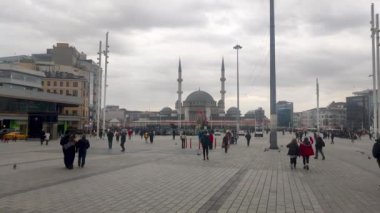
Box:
163, 58, 241, 126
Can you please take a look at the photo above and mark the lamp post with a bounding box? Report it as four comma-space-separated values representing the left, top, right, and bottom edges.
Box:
233, 44, 242, 138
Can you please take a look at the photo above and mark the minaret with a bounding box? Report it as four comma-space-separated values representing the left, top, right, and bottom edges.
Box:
176, 59, 183, 111
220, 57, 226, 103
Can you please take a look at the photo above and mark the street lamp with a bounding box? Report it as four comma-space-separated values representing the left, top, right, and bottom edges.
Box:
233, 44, 242, 137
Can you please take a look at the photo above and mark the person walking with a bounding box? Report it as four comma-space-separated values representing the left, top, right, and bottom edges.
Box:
172, 130, 176, 140
222, 134, 229, 153
107, 130, 114, 149
286, 139, 300, 169
314, 134, 326, 160
331, 132, 335, 144
60, 131, 76, 170
115, 131, 120, 143
120, 130, 127, 152
209, 131, 214, 150
372, 139, 380, 168
245, 131, 252, 147
201, 131, 210, 160
44, 131, 50, 146
149, 131, 154, 143
140, 130, 143, 140
299, 137, 314, 170
40, 129, 45, 146
144, 131, 149, 143
180, 132, 186, 149
76, 135, 90, 168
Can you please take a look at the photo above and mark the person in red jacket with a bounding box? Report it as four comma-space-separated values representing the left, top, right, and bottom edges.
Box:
299, 137, 314, 170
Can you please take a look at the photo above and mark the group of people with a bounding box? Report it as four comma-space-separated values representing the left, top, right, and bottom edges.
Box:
286, 133, 326, 170
59, 131, 90, 169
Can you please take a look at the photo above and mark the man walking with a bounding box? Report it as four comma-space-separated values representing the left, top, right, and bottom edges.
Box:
120, 130, 127, 152
76, 135, 90, 168
314, 134, 326, 160
107, 130, 114, 149
245, 131, 251, 147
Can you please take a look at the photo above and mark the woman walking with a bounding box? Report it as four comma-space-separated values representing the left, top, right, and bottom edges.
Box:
286, 139, 300, 169
299, 137, 314, 170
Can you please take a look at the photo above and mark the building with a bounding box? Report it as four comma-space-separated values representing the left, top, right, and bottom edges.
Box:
346, 94, 370, 130
277, 101, 293, 128
293, 102, 346, 130
0, 63, 81, 138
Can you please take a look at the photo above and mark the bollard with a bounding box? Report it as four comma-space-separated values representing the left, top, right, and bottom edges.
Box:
185, 138, 187, 149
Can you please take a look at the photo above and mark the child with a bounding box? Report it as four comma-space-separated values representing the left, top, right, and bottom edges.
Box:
286, 138, 300, 169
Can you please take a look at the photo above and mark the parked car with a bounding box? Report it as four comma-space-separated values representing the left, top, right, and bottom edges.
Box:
2, 132, 28, 140
214, 129, 222, 136
0, 128, 15, 139
238, 130, 246, 136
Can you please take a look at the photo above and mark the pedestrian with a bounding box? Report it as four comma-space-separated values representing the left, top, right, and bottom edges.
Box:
286, 138, 300, 169
180, 132, 186, 149
201, 131, 210, 160
222, 133, 229, 153
372, 139, 380, 168
44, 131, 50, 145
60, 131, 76, 170
115, 131, 120, 143
140, 130, 143, 140
314, 134, 326, 160
245, 131, 251, 147
172, 129, 176, 140
40, 129, 45, 145
331, 132, 335, 144
149, 131, 154, 143
209, 131, 214, 150
128, 129, 133, 140
76, 135, 90, 168
120, 130, 127, 152
99, 130, 103, 139
107, 130, 114, 149
144, 131, 149, 143
299, 137, 314, 170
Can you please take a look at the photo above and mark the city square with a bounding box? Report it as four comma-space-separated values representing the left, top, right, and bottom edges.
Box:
0, 133, 379, 212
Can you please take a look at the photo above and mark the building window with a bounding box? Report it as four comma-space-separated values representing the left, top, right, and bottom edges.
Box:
41, 81, 44, 86
72, 110, 77, 115
60, 81, 63, 87
53, 81, 57, 86
60, 90, 63, 94
66, 90, 70, 95
66, 82, 69, 87
53, 90, 57, 93
73, 82, 78, 87
73, 90, 78, 96
47, 81, 50, 86
47, 89, 50, 93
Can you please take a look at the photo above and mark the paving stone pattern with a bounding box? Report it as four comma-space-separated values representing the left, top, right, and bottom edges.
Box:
0, 133, 379, 212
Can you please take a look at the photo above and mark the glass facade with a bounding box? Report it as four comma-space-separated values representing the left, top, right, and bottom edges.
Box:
0, 97, 56, 113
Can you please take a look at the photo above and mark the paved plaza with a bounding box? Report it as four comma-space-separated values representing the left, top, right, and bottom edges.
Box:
0, 132, 379, 213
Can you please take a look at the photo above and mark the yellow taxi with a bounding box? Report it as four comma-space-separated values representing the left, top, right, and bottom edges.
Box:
2, 132, 28, 140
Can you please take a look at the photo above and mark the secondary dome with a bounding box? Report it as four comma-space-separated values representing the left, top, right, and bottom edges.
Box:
185, 90, 215, 102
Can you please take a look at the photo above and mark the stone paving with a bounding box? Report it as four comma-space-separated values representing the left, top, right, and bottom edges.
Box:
0, 132, 379, 212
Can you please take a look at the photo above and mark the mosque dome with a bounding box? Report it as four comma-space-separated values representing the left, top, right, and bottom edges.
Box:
185, 90, 215, 103
160, 107, 172, 115
226, 107, 240, 117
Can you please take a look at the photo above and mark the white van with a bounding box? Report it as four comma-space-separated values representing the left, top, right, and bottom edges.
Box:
254, 127, 264, 137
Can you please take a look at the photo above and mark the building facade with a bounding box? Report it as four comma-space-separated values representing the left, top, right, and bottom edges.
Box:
277, 101, 293, 128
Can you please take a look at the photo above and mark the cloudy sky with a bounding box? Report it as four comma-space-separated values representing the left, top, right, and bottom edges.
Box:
0, 0, 377, 116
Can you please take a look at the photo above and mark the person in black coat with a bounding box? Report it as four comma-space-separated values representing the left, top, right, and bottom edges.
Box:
286, 139, 300, 169
314, 135, 326, 160
76, 135, 90, 168
107, 130, 114, 149
40, 130, 45, 145
120, 131, 127, 152
201, 131, 210, 160
372, 139, 380, 168
245, 131, 252, 147
60, 131, 76, 170
149, 131, 154, 143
